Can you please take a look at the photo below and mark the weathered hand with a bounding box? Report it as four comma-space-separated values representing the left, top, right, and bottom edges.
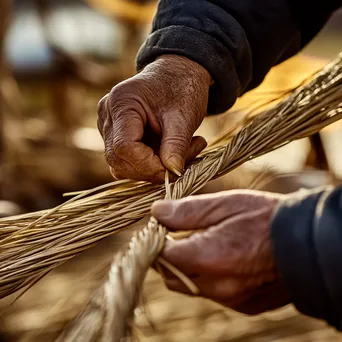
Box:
97, 55, 212, 183
152, 190, 291, 315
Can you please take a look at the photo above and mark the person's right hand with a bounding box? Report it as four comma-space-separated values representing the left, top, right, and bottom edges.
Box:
97, 55, 212, 183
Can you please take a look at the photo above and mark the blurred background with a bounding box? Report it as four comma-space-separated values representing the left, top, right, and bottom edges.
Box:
0, 1, 341, 341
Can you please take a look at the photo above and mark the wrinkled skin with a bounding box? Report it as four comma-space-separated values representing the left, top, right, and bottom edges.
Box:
98, 55, 291, 315
152, 189, 291, 315
97, 55, 212, 183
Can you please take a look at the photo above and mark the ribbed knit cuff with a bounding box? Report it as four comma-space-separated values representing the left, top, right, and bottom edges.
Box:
136, 25, 241, 115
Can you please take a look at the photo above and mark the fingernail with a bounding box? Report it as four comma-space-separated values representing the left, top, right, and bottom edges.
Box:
170, 167, 182, 177
152, 200, 174, 220
109, 166, 118, 180
166, 155, 183, 177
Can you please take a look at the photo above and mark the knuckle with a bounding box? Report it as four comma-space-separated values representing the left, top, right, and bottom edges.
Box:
106, 87, 131, 118
101, 121, 113, 144
98, 122, 113, 149
104, 146, 116, 167
108, 83, 142, 113
97, 96, 111, 136
105, 78, 156, 124
97, 94, 108, 116
104, 138, 119, 168
112, 139, 129, 156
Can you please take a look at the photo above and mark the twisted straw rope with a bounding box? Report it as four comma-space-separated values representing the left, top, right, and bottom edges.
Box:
57, 173, 197, 341
57, 54, 342, 341
0, 54, 340, 300
56, 218, 166, 341
0, 55, 340, 337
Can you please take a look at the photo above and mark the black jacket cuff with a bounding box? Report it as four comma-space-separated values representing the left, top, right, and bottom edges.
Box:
136, 26, 242, 115
271, 187, 342, 329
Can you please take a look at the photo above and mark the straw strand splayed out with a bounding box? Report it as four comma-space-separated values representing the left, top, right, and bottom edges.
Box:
0, 53, 341, 303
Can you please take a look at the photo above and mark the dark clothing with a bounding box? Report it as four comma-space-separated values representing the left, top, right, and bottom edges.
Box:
272, 186, 342, 330
137, 0, 340, 114
137, 0, 342, 330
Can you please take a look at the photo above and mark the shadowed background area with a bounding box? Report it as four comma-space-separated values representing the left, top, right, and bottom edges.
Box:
0, 1, 341, 341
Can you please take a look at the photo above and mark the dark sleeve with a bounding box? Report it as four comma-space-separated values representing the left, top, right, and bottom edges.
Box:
271, 185, 342, 330
136, 0, 339, 114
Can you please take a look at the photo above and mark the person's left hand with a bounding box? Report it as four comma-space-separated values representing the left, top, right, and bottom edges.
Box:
151, 189, 291, 315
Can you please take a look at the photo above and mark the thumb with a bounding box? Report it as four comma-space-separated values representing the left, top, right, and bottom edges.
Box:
151, 192, 237, 231
186, 136, 207, 164
151, 190, 281, 231
159, 116, 197, 176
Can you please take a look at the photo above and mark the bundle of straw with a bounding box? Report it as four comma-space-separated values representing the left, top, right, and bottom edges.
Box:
0, 53, 341, 321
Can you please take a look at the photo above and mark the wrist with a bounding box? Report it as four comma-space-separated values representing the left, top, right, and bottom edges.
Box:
154, 54, 213, 86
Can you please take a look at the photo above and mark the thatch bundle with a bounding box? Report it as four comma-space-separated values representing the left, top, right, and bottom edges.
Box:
0, 53, 341, 341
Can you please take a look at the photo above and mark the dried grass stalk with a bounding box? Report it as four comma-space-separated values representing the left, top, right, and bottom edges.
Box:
0, 53, 341, 308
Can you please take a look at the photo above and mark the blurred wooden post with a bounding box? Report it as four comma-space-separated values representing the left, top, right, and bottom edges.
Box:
305, 133, 330, 171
